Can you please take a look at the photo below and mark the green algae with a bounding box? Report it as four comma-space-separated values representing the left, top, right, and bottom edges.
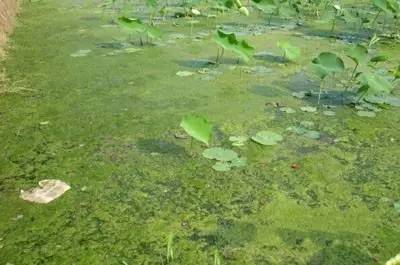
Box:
0, 0, 399, 264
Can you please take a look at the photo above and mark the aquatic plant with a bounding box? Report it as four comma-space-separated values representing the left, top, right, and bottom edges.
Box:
251, 0, 282, 25
229, 135, 249, 146
167, 233, 174, 263
202, 147, 246, 171
214, 249, 222, 265
202, 147, 238, 161
251, 131, 283, 145
277, 41, 301, 62
145, 0, 159, 24
180, 115, 213, 146
214, 30, 254, 64
329, 4, 343, 36
393, 64, 400, 80
311, 52, 345, 104
223, 0, 250, 16
371, 0, 399, 30
346, 43, 368, 80
117, 16, 161, 45
357, 72, 393, 101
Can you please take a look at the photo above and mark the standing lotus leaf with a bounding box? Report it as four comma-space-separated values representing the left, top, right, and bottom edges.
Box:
346, 44, 368, 65
180, 115, 212, 145
251, 131, 283, 145
214, 30, 255, 62
117, 16, 161, 39
277, 41, 301, 61
312, 52, 345, 80
357, 72, 393, 98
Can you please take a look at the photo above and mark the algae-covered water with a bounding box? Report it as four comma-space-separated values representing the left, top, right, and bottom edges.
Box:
0, 0, 400, 264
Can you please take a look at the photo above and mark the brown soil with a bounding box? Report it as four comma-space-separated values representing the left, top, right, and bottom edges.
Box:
0, 0, 19, 57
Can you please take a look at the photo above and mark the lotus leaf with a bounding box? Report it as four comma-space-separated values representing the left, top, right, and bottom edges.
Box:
346, 44, 368, 65
277, 41, 301, 61
212, 161, 232, 172
251, 131, 283, 145
180, 115, 212, 145
312, 52, 345, 80
203, 147, 238, 161
214, 30, 254, 62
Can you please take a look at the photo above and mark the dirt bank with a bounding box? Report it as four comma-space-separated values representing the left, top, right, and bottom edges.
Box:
0, 0, 19, 56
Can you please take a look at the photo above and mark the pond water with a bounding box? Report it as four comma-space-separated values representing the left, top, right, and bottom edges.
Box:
0, 0, 399, 264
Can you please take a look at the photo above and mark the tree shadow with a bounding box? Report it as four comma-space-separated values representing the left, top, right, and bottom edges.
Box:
250, 84, 288, 98
136, 138, 188, 156
174, 59, 215, 69
296, 26, 371, 44
254, 52, 288, 64
308, 244, 376, 265
174, 57, 246, 69
282, 72, 355, 106
277, 228, 376, 265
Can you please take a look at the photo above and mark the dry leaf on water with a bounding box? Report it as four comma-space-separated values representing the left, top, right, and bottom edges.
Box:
20, 179, 71, 204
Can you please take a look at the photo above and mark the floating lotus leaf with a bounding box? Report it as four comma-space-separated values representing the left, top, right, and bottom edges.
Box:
287, 126, 320, 139
203, 147, 238, 161
231, 157, 247, 168
286, 126, 307, 135
364, 95, 400, 106
251, 131, 283, 145
180, 115, 212, 145
356, 110, 376, 117
176, 71, 194, 77
70, 49, 91, 57
229, 135, 248, 142
300, 106, 317, 113
303, 130, 321, 139
383, 96, 400, 107
277, 41, 301, 61
214, 30, 254, 62
323, 110, 336, 116
212, 161, 231, 172
292, 91, 307, 99
300, 121, 315, 129
229, 135, 248, 146
280, 107, 296, 113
